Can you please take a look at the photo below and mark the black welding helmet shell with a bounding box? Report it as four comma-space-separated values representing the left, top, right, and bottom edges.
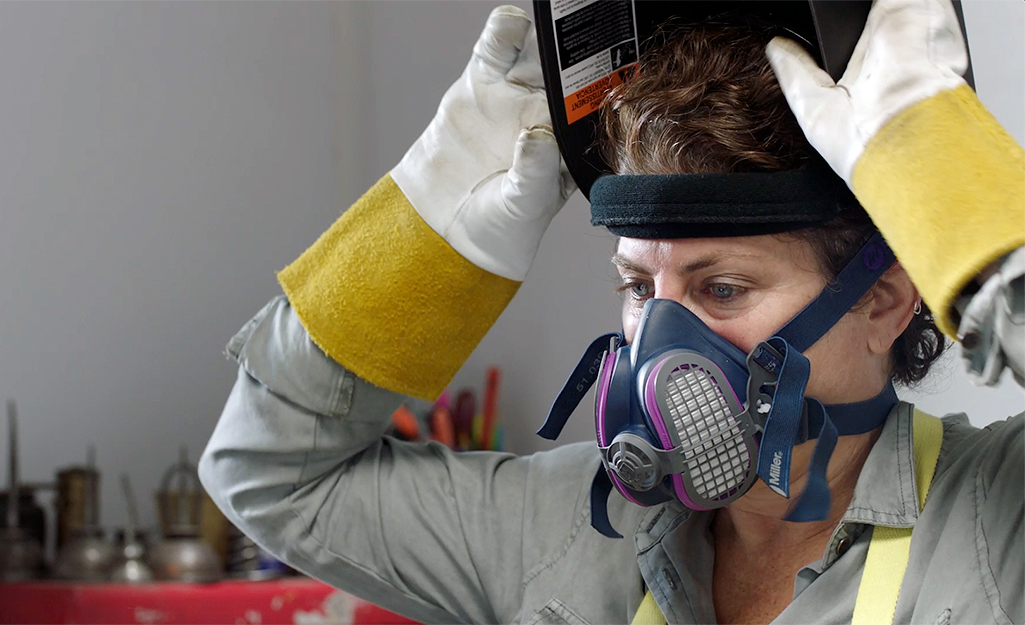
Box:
533, 0, 975, 202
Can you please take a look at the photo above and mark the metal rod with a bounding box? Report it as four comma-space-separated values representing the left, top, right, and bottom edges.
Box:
177, 446, 189, 525
86, 444, 99, 527
121, 473, 138, 544
6, 400, 19, 530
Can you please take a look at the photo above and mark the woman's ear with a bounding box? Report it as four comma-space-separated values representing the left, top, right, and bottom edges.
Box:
866, 263, 919, 355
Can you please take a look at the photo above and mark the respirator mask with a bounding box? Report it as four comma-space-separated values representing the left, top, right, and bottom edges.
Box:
540, 230, 900, 537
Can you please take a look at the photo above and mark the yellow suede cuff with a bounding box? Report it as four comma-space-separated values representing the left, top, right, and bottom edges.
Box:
852, 85, 1025, 337
278, 174, 521, 401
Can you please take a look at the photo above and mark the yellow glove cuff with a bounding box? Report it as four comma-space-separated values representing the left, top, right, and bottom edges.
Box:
278, 174, 520, 401
853, 85, 1025, 337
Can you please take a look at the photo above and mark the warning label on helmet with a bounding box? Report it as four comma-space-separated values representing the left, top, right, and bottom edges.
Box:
551, 0, 639, 124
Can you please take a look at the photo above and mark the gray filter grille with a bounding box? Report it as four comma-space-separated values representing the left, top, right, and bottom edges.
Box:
665, 364, 750, 500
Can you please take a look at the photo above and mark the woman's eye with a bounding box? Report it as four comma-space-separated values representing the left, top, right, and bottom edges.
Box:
617, 281, 653, 301
632, 283, 652, 299
706, 283, 745, 301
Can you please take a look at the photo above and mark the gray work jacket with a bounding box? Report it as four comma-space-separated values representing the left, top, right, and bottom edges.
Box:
200, 250, 1024, 625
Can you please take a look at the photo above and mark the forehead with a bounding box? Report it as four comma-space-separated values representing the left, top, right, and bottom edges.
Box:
613, 235, 820, 274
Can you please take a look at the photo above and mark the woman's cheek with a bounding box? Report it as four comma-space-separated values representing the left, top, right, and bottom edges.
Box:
621, 311, 640, 344
702, 318, 763, 355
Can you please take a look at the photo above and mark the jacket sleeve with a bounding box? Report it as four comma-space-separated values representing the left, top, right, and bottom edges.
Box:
958, 247, 1025, 388
975, 413, 1024, 624
198, 295, 531, 625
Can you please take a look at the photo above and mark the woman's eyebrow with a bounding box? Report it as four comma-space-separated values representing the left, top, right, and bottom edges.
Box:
612, 250, 764, 275
610, 253, 649, 274
681, 253, 726, 273
680, 252, 766, 274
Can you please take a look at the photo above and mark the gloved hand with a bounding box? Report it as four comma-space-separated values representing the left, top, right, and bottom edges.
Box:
392, 4, 576, 281
279, 6, 576, 400
765, 0, 968, 186
765, 0, 1024, 338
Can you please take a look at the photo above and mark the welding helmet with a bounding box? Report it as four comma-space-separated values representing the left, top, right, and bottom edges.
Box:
533, 0, 974, 199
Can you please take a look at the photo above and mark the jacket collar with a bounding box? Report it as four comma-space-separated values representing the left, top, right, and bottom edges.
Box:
842, 401, 922, 529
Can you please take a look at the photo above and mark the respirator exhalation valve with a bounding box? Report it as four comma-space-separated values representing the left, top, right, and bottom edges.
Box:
606, 433, 663, 491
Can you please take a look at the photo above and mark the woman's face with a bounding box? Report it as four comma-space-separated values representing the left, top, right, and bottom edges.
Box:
613, 234, 891, 404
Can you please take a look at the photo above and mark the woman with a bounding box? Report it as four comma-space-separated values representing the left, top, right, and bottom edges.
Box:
200, 1, 1023, 623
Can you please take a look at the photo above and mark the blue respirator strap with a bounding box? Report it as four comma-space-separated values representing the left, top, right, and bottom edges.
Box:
538, 333, 622, 441
820, 383, 899, 436
590, 466, 623, 539
785, 399, 840, 521
774, 232, 896, 352
754, 337, 811, 500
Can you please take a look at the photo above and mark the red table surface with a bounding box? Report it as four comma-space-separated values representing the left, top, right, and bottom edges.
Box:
0, 578, 420, 625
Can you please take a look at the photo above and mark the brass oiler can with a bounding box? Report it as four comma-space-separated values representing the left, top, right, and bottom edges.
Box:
56, 467, 100, 550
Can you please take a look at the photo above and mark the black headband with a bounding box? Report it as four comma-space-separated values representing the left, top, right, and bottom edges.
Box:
589, 166, 862, 239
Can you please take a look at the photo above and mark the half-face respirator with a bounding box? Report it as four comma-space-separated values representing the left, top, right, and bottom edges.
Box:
540, 232, 900, 537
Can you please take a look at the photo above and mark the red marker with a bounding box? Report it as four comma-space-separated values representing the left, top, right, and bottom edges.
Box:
481, 367, 501, 451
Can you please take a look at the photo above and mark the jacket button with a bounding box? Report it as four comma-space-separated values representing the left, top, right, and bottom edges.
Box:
661, 567, 677, 590
835, 537, 851, 557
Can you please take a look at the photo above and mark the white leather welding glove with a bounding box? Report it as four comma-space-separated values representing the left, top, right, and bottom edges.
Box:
391, 4, 576, 281
279, 6, 575, 401
766, 0, 968, 186
766, 0, 1024, 338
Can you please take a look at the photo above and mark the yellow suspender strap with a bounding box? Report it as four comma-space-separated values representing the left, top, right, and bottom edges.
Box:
631, 589, 667, 625
852, 410, 944, 625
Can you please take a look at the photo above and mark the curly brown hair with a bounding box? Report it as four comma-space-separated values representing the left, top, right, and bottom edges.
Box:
599, 20, 946, 385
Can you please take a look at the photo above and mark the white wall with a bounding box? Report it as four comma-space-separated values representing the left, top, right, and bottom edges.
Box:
0, 1, 369, 533
0, 0, 1021, 539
